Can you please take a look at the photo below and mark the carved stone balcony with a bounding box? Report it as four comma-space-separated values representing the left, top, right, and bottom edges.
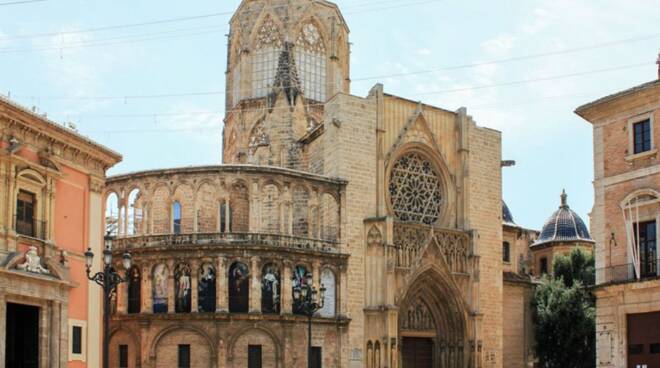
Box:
111, 231, 341, 254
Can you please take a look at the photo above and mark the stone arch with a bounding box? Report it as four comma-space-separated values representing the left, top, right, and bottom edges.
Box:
150, 325, 216, 368
320, 192, 339, 241
248, 11, 285, 50
230, 180, 250, 232
292, 185, 310, 237
620, 188, 660, 208
292, 15, 330, 52
386, 143, 456, 228
105, 191, 120, 236
172, 183, 194, 233
261, 182, 281, 233
151, 184, 171, 234
17, 168, 46, 186
197, 181, 219, 232
109, 326, 141, 368
228, 325, 282, 368
398, 264, 470, 368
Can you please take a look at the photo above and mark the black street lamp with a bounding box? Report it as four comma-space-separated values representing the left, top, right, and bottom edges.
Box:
84, 235, 132, 368
292, 272, 326, 368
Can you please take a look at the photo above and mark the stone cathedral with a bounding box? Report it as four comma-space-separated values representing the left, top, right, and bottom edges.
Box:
102, 1, 592, 367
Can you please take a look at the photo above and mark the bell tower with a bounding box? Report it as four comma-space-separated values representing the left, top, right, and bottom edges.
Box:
222, 0, 350, 169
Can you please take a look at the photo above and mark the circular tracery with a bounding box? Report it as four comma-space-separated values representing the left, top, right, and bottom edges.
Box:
389, 152, 443, 225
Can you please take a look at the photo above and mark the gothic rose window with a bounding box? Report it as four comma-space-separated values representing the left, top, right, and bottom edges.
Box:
389, 152, 443, 225
198, 263, 216, 313
261, 263, 281, 314
175, 264, 192, 313
229, 262, 249, 313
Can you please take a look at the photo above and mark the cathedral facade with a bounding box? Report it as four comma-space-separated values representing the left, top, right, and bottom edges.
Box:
104, 1, 533, 367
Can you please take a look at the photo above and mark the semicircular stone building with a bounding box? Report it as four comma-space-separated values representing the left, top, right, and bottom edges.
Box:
105, 1, 512, 367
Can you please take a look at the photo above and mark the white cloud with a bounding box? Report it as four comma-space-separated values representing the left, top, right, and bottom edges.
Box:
160, 103, 222, 146
481, 34, 517, 56
416, 48, 432, 56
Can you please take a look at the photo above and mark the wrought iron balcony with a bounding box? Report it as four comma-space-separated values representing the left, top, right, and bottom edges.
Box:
14, 215, 47, 240
595, 259, 660, 286
111, 232, 341, 254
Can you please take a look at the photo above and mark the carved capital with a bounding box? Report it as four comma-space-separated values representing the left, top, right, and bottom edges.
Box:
90, 175, 105, 194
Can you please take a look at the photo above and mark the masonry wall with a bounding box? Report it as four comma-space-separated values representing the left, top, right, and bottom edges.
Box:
502, 282, 534, 368
323, 92, 378, 366
468, 124, 503, 368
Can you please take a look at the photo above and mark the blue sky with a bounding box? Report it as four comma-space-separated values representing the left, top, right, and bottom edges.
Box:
0, 0, 658, 230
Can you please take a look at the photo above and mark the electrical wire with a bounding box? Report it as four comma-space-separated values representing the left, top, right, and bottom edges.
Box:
0, 0, 46, 6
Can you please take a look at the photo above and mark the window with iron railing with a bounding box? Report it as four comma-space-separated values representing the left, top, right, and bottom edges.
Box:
16, 190, 41, 238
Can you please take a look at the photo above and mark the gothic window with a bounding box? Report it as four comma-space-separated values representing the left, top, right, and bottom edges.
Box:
127, 189, 142, 235
127, 265, 141, 314
198, 263, 216, 313
105, 192, 119, 236
261, 263, 281, 314
173, 201, 182, 234
253, 16, 283, 98
295, 22, 326, 102
292, 265, 311, 315
152, 264, 168, 313
388, 152, 443, 225
175, 264, 192, 313
503, 241, 511, 263
319, 268, 336, 317
229, 262, 249, 313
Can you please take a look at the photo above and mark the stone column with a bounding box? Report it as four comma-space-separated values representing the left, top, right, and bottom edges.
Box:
249, 257, 261, 314
216, 257, 228, 313
191, 260, 199, 313
142, 264, 152, 313
167, 260, 175, 313
312, 261, 321, 291
339, 264, 348, 318
282, 261, 292, 314
117, 279, 128, 314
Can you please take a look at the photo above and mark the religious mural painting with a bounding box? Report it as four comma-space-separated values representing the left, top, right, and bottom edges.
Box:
261, 263, 281, 314
175, 263, 192, 313
229, 262, 249, 313
292, 265, 310, 315
153, 264, 169, 313
198, 263, 216, 313
319, 268, 336, 317
127, 265, 141, 314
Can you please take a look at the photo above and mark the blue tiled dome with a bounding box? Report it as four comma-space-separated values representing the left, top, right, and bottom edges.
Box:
502, 201, 516, 225
533, 190, 593, 247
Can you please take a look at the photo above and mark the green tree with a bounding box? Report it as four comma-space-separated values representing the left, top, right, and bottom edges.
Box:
533, 249, 596, 368
553, 248, 595, 287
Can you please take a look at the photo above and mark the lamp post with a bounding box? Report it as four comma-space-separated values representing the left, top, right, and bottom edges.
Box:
292, 272, 326, 368
84, 235, 132, 368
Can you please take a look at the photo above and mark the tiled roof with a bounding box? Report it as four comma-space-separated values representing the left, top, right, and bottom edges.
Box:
533, 190, 594, 247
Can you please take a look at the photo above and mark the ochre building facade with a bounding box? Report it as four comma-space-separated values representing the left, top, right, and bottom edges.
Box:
0, 96, 122, 368
577, 72, 660, 367
101, 1, 591, 367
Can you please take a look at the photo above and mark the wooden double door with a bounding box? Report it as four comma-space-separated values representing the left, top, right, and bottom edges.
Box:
628, 312, 660, 368
402, 337, 433, 368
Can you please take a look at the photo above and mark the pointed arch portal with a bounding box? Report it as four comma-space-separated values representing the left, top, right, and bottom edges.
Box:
399, 267, 469, 368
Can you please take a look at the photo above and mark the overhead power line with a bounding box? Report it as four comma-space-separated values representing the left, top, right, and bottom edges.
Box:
0, 0, 46, 6
0, 0, 431, 42
14, 60, 648, 103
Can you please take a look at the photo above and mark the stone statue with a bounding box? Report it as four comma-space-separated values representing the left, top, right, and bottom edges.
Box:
17, 246, 49, 274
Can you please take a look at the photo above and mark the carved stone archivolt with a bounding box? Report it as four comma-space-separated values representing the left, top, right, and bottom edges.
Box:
400, 297, 435, 332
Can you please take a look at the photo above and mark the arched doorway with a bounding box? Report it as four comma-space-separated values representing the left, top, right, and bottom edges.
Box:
399, 268, 468, 368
